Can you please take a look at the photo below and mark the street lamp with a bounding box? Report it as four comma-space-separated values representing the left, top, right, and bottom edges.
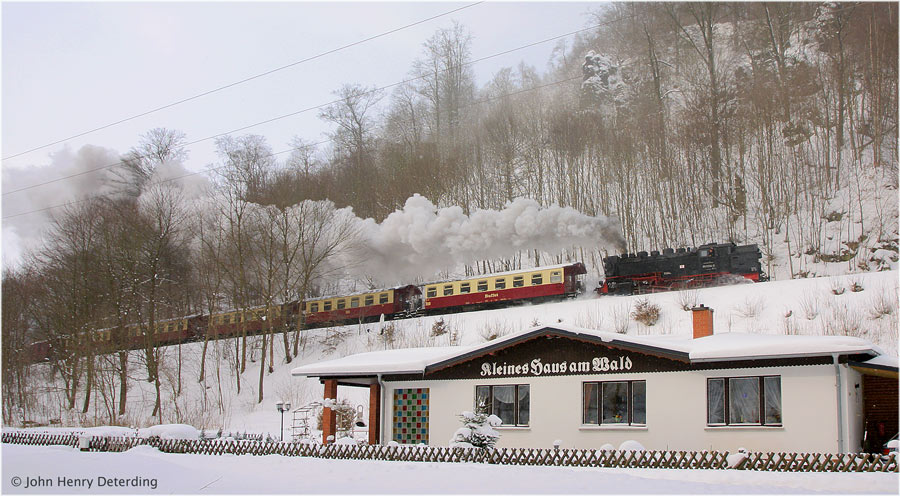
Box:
276, 400, 291, 442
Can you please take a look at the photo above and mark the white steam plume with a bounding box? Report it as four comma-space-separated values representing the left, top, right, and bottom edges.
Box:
354, 194, 624, 284
2, 145, 121, 269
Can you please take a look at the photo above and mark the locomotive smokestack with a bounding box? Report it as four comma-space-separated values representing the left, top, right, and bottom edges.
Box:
691, 305, 714, 339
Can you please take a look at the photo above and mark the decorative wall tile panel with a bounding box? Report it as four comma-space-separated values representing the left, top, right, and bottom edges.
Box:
392, 388, 429, 444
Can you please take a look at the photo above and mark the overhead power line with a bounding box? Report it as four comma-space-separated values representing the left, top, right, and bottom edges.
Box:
2, 14, 632, 199
1, 2, 484, 162
2, 73, 584, 220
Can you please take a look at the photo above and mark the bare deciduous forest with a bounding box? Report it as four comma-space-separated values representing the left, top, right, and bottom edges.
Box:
3, 2, 897, 427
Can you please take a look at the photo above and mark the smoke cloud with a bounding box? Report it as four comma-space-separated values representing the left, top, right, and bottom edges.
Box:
1, 145, 208, 269
2, 145, 121, 268
354, 194, 624, 284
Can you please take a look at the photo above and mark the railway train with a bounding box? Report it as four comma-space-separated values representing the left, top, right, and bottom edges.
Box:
25, 243, 766, 363
597, 242, 767, 295
26, 262, 588, 363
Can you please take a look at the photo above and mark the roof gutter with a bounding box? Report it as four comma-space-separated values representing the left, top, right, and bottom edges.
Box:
689, 350, 876, 363
377, 373, 385, 445
833, 354, 844, 454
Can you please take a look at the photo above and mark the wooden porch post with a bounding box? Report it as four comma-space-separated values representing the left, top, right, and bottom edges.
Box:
368, 383, 381, 445
322, 379, 337, 444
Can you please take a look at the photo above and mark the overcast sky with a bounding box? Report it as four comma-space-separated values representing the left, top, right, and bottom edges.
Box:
1, 1, 604, 267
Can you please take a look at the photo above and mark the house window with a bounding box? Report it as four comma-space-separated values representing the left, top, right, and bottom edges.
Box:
475, 385, 529, 426
583, 381, 646, 425
443, 285, 453, 296
426, 287, 437, 298
707, 376, 782, 426
323, 301, 332, 311
364, 295, 374, 306
350, 297, 360, 308
513, 276, 524, 288
379, 293, 389, 304
477, 280, 488, 292
531, 273, 543, 285
460, 283, 471, 294
494, 278, 506, 290
550, 271, 562, 283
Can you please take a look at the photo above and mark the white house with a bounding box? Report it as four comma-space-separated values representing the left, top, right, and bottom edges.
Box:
291, 306, 898, 453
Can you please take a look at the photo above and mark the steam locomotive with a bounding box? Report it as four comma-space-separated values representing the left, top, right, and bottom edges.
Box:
597, 242, 767, 295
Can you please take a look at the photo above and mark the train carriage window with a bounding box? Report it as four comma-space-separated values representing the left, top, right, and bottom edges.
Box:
323, 301, 332, 311
513, 276, 525, 288
426, 287, 437, 298
379, 293, 389, 304
310, 303, 319, 313
350, 297, 360, 308
443, 285, 454, 296
364, 295, 375, 306
494, 278, 506, 290
477, 280, 488, 292
337, 299, 346, 310
460, 283, 471, 294
531, 274, 543, 285
550, 271, 562, 283
224, 314, 231, 324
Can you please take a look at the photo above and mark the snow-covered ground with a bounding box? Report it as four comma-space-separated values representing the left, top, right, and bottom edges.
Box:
2, 444, 897, 494
17, 270, 898, 444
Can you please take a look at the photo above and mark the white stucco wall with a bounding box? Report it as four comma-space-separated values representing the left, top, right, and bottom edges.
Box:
383, 364, 855, 453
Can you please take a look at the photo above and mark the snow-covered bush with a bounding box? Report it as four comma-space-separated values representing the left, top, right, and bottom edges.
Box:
478, 320, 513, 342
449, 411, 501, 449
676, 290, 700, 312
867, 289, 897, 319
726, 447, 749, 469
618, 440, 645, 451
137, 423, 200, 440
431, 318, 448, 337
631, 298, 660, 327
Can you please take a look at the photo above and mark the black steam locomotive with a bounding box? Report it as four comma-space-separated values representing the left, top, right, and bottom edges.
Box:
597, 242, 767, 295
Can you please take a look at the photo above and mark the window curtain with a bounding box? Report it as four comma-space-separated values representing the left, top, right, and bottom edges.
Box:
517, 385, 530, 425
583, 383, 599, 424
475, 386, 490, 415
631, 381, 646, 425
601, 382, 628, 424
707, 379, 725, 424
492, 385, 516, 425
729, 377, 760, 424
764, 376, 782, 424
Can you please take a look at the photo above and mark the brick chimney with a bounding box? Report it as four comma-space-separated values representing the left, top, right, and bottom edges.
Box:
691, 305, 714, 339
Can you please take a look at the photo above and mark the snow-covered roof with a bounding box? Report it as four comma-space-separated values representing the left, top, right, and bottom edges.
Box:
291, 346, 467, 377
292, 324, 882, 379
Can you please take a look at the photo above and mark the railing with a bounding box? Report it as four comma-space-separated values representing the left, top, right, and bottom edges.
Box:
2, 432, 896, 473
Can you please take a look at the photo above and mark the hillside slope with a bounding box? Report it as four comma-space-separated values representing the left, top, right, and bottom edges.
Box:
19, 270, 898, 440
